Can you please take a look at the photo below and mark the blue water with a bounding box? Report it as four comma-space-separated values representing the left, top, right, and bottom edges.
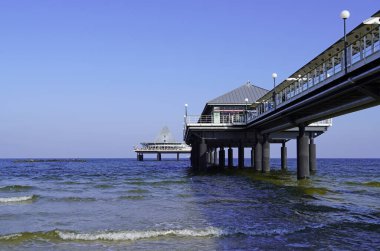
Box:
0, 158, 379, 250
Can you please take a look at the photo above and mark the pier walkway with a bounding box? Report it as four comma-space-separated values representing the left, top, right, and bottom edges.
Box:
184, 10, 380, 179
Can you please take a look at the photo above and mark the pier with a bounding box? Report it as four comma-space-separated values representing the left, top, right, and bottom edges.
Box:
135, 127, 191, 161
184, 10, 380, 179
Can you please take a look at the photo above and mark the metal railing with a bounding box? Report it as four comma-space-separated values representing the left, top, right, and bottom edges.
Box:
251, 24, 380, 122
134, 143, 191, 152
309, 119, 333, 127
185, 113, 246, 126
185, 114, 332, 127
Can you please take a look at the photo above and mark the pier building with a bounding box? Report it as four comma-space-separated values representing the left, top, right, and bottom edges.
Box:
184, 10, 380, 179
135, 127, 191, 161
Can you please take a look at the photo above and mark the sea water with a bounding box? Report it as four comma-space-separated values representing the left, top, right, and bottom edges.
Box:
0, 158, 379, 250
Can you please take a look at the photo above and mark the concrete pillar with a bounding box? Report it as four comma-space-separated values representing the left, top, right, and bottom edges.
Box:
199, 139, 207, 170
251, 147, 254, 168
297, 126, 310, 179
137, 153, 140, 161
213, 148, 218, 166
191, 143, 199, 168
309, 137, 317, 172
219, 147, 225, 168
238, 146, 244, 168
281, 141, 287, 170
262, 136, 270, 173
177, 153, 180, 161
254, 141, 262, 171
210, 150, 214, 165
157, 153, 161, 161
228, 147, 233, 168
190, 148, 194, 166
206, 152, 210, 164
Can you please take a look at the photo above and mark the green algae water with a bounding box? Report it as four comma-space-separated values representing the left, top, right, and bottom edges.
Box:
0, 158, 379, 250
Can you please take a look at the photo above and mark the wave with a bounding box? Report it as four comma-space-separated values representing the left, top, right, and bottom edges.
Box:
0, 195, 38, 203
128, 180, 187, 186
0, 225, 337, 243
94, 184, 114, 189
118, 195, 145, 200
58, 227, 222, 241
49, 197, 97, 202
127, 189, 150, 194
345, 181, 380, 188
0, 227, 222, 243
0, 185, 34, 192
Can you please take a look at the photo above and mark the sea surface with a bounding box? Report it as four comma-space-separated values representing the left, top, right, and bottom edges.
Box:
0, 158, 379, 250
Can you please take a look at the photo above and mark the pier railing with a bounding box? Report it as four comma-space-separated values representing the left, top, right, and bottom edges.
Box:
309, 119, 333, 127
249, 23, 380, 122
185, 114, 246, 126
185, 115, 332, 127
134, 143, 191, 152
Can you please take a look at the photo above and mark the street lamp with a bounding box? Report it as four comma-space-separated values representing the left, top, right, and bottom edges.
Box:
272, 73, 277, 109
272, 72, 277, 88
184, 104, 188, 117
244, 98, 248, 122
340, 10, 350, 74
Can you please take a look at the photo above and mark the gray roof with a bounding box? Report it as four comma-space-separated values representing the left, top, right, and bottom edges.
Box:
207, 82, 269, 105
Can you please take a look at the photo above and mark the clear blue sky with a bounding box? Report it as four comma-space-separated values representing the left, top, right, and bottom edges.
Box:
1, 0, 379, 158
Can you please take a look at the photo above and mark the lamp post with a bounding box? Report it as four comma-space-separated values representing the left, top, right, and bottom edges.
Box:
244, 98, 248, 122
184, 104, 188, 125
272, 73, 277, 89
340, 10, 350, 75
272, 73, 277, 109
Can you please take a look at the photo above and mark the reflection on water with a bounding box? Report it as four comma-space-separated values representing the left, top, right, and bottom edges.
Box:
0, 158, 379, 250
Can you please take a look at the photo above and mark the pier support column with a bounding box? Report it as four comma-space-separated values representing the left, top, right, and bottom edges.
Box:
262, 136, 270, 173
191, 143, 199, 169
297, 126, 310, 179
251, 147, 254, 168
309, 136, 317, 173
177, 153, 180, 161
254, 140, 262, 171
213, 148, 218, 166
219, 147, 225, 168
228, 147, 233, 168
199, 139, 207, 170
210, 150, 214, 165
137, 153, 143, 161
157, 153, 161, 161
238, 146, 244, 168
281, 141, 287, 170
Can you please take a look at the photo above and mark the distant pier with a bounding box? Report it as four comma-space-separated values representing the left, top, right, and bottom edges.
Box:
134, 127, 191, 161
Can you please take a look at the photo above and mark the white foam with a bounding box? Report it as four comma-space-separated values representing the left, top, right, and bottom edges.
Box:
0, 195, 35, 203
0, 233, 22, 240
57, 227, 223, 241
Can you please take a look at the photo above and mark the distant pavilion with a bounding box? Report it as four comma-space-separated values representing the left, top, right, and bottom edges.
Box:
134, 127, 191, 161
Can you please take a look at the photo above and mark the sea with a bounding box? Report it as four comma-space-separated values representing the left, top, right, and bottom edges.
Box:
0, 158, 379, 250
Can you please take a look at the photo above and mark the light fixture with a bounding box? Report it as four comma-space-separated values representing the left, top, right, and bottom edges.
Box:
340, 10, 350, 19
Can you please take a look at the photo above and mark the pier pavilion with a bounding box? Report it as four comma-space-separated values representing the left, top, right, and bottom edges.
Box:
135, 127, 191, 161
184, 83, 331, 174
184, 10, 380, 179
